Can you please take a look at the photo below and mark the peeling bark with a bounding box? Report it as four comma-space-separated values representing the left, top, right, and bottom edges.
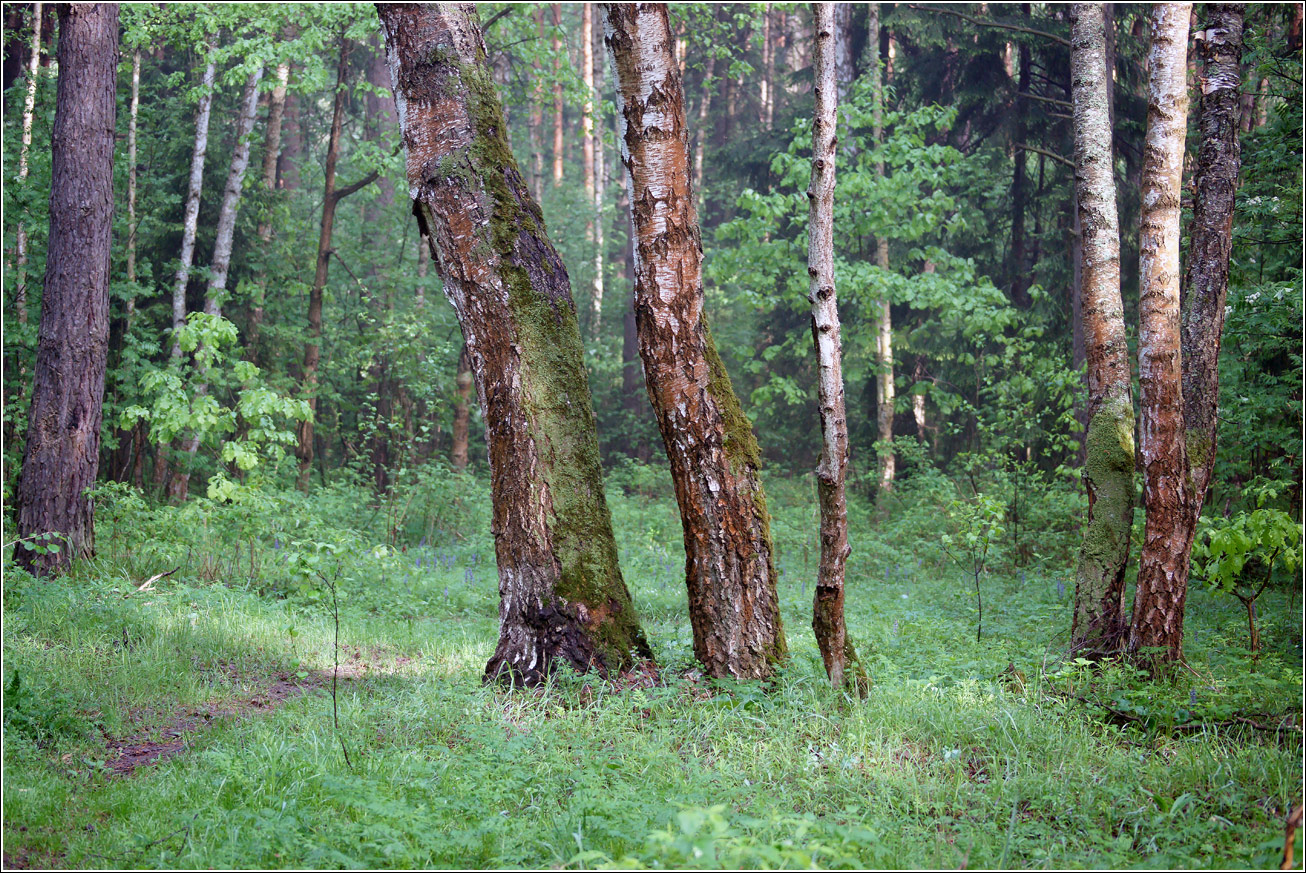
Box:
14, 3, 118, 576
1129, 3, 1193, 666
378, 2, 651, 686
1068, 3, 1135, 654
605, 2, 786, 680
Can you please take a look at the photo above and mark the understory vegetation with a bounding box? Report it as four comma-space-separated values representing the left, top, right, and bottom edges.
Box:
4, 465, 1300, 868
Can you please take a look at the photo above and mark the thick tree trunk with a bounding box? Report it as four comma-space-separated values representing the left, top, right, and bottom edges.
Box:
1129, 3, 1193, 666
808, 4, 863, 692
1181, 4, 1244, 509
295, 43, 378, 492
170, 48, 217, 360
14, 3, 118, 576
379, 2, 651, 686
450, 344, 471, 470
869, 3, 895, 492
167, 65, 265, 503
1068, 3, 1136, 654
605, 2, 786, 680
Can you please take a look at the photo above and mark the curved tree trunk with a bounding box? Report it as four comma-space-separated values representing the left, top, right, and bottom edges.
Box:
1068, 3, 1136, 654
378, 2, 651, 686
605, 2, 786, 680
1129, 3, 1193, 666
808, 3, 864, 692
14, 3, 118, 576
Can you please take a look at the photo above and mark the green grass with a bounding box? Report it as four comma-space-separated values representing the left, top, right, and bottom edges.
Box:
3, 466, 1301, 868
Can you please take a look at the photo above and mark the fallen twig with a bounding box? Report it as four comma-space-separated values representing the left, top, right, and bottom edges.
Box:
134, 566, 179, 592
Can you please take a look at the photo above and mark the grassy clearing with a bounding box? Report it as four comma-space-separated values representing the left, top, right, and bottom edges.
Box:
3, 466, 1301, 868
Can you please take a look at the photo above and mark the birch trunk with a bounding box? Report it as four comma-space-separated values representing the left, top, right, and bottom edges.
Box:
248, 60, 290, 365
170, 48, 217, 360
1068, 3, 1135, 654
692, 53, 715, 212
1129, 3, 1193, 666
125, 47, 138, 291
13, 2, 42, 327
761, 4, 773, 127
379, 2, 651, 686
591, 16, 606, 334
605, 2, 786, 680
869, 3, 895, 492
808, 3, 863, 692
552, 4, 564, 184
14, 3, 118, 576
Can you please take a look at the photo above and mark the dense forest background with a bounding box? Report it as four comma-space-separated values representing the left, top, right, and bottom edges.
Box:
1, 3, 1303, 868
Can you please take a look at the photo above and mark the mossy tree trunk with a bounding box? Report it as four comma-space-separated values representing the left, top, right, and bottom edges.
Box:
14, 3, 118, 576
1068, 3, 1136, 654
1129, 3, 1193, 666
808, 4, 864, 692
605, 2, 786, 680
378, 2, 651, 686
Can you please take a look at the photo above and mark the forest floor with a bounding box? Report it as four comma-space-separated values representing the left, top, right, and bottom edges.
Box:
2, 466, 1302, 869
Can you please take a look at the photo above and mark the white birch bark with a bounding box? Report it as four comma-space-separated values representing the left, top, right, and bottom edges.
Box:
14, 2, 43, 326
171, 49, 218, 359
869, 2, 895, 491
205, 65, 265, 315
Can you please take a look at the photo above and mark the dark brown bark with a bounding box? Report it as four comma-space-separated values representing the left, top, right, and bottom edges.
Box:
1068, 3, 1135, 654
1129, 3, 1193, 666
606, 2, 786, 680
277, 84, 302, 191
378, 2, 650, 686
14, 3, 118, 576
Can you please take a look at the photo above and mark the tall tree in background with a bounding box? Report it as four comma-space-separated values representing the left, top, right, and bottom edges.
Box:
378, 2, 651, 686
248, 58, 291, 365
1179, 4, 1245, 529
1068, 3, 1135, 654
807, 3, 862, 692
13, 3, 119, 575
11, 2, 42, 329
605, 2, 787, 680
868, 2, 896, 493
169, 41, 217, 361
1129, 2, 1193, 665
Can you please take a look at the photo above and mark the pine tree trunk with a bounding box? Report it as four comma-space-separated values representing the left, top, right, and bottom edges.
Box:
1129, 3, 1193, 666
605, 2, 786, 680
1068, 2, 1135, 654
14, 3, 118, 576
1181, 3, 1244, 510
808, 4, 862, 692
295, 42, 377, 492
450, 344, 471, 470
379, 3, 651, 686
869, 3, 895, 492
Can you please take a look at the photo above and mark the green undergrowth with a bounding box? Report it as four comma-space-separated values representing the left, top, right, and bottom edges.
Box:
3, 464, 1301, 869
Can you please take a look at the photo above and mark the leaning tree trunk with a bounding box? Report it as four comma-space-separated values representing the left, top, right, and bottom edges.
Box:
1068, 3, 1136, 655
295, 41, 377, 492
868, 3, 896, 493
1129, 3, 1193, 666
1180, 4, 1244, 515
168, 65, 265, 502
378, 2, 651, 686
605, 2, 786, 680
808, 3, 864, 692
170, 46, 217, 360
13, 3, 118, 576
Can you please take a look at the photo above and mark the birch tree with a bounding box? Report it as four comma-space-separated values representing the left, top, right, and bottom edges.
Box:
1129, 3, 1193, 665
868, 2, 896, 493
378, 2, 651, 685
1068, 3, 1135, 654
605, 2, 787, 680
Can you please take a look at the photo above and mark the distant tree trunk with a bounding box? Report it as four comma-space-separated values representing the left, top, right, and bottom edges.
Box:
530, 7, 545, 203
170, 47, 217, 360
167, 65, 265, 503
450, 344, 471, 470
248, 60, 291, 364
379, 2, 651, 685
125, 46, 138, 291
606, 2, 786, 680
11, 2, 42, 328
1129, 3, 1193, 666
295, 41, 378, 492
692, 53, 715, 211
277, 83, 302, 190
552, 3, 564, 185
1009, 9, 1033, 309
14, 3, 118, 576
1068, 3, 1135, 654
761, 4, 774, 127
869, 3, 895, 492
1181, 3, 1244, 509
808, 3, 863, 692
590, 15, 606, 334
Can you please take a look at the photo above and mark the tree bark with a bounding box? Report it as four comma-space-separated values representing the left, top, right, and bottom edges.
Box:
605, 2, 786, 680
378, 2, 651, 686
295, 40, 378, 491
248, 60, 290, 366
1129, 3, 1193, 666
125, 46, 138, 290
1009, 9, 1033, 309
590, 14, 606, 334
1181, 4, 1244, 509
14, 3, 118, 576
530, 7, 545, 203
450, 343, 471, 470
692, 52, 716, 212
808, 3, 863, 692
170, 47, 217, 360
552, 3, 564, 185
1068, 3, 1136, 654
762, 4, 775, 127
12, 2, 43, 328
869, 3, 895, 492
